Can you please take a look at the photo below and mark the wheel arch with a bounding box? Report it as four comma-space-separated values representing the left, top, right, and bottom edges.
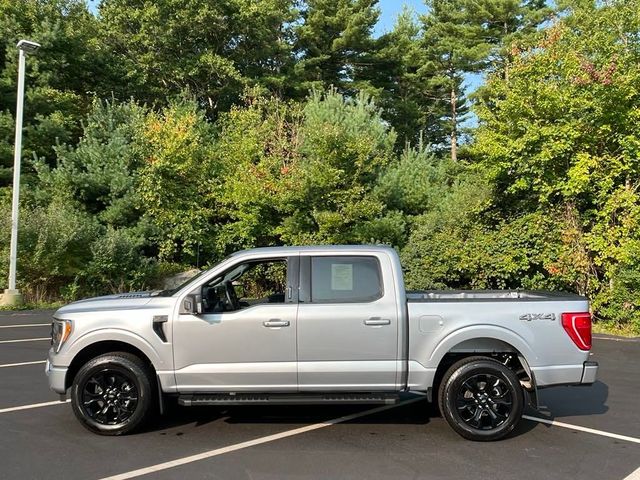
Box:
65, 340, 156, 391
428, 326, 537, 368
428, 327, 538, 402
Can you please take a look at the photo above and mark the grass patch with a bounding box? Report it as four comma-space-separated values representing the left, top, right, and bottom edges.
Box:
0, 301, 63, 312
593, 321, 640, 338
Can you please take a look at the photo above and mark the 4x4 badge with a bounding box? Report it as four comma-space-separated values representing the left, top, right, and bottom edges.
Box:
520, 313, 556, 322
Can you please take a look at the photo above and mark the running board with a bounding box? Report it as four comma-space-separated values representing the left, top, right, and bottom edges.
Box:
178, 393, 400, 407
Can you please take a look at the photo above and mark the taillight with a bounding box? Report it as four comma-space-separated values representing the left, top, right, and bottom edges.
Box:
561, 312, 592, 350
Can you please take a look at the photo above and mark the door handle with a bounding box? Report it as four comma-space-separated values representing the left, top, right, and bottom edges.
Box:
364, 318, 391, 326
263, 320, 290, 328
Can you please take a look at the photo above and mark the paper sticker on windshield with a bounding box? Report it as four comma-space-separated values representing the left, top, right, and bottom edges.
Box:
331, 263, 353, 291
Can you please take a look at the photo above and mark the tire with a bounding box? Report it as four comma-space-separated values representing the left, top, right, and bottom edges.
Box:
70, 352, 154, 435
438, 356, 524, 441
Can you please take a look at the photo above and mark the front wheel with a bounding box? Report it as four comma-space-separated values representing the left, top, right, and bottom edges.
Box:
71, 352, 154, 435
438, 356, 524, 441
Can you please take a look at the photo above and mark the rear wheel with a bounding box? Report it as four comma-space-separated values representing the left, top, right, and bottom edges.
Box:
71, 352, 154, 435
438, 356, 523, 441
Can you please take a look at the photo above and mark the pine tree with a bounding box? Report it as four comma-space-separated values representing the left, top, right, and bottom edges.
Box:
99, 0, 296, 113
293, 0, 380, 96
469, 0, 552, 81
367, 7, 433, 147
420, 0, 491, 161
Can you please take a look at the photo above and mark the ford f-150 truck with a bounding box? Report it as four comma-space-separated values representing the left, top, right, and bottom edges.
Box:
46, 245, 598, 441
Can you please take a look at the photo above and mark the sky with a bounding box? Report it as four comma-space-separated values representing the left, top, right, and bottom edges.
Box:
374, 0, 427, 37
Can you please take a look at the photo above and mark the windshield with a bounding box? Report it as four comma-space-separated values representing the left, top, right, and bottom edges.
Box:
152, 253, 238, 297
152, 269, 208, 297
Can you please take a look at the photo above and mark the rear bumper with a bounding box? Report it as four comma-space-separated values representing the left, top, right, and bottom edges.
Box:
531, 361, 598, 387
580, 361, 598, 385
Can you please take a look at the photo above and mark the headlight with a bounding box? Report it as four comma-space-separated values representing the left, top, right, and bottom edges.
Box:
51, 319, 72, 353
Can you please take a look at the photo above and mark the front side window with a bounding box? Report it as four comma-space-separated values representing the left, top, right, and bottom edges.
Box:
202, 259, 287, 313
310, 256, 382, 303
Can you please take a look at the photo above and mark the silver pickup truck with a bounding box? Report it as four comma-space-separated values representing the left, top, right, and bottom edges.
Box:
46, 245, 597, 441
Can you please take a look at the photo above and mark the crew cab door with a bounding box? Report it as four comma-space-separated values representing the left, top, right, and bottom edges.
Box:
296, 254, 399, 391
172, 256, 299, 392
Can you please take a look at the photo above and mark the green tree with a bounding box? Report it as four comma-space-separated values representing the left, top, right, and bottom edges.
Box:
136, 99, 221, 262
293, 0, 380, 96
99, 0, 296, 112
212, 90, 398, 250
212, 94, 304, 255
472, 0, 640, 329
368, 146, 450, 248
26, 99, 162, 299
420, 0, 491, 161
36, 100, 147, 227
367, 7, 443, 147
399, 160, 491, 288
287, 90, 396, 244
468, 0, 552, 81
417, 0, 550, 159
0, 0, 113, 184
375, 145, 451, 218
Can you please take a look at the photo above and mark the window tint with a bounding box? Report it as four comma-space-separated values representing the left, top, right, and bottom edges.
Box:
310, 256, 382, 303
202, 259, 288, 313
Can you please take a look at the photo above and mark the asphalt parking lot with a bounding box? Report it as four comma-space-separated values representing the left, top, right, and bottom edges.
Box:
1, 310, 639, 480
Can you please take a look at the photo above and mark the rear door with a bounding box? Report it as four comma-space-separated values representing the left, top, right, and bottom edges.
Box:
296, 254, 399, 391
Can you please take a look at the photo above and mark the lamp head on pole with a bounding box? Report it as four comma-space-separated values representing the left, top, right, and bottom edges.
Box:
17, 39, 40, 54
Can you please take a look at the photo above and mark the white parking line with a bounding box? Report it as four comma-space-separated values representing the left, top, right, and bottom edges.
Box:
0, 323, 50, 329
523, 415, 640, 444
0, 399, 70, 414
593, 335, 640, 343
0, 360, 46, 368
624, 467, 640, 480
0, 337, 50, 344
98, 397, 424, 480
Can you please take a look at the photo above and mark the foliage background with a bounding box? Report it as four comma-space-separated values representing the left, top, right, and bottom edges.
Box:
0, 0, 639, 334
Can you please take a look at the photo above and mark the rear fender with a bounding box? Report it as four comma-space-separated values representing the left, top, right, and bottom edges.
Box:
428, 325, 538, 370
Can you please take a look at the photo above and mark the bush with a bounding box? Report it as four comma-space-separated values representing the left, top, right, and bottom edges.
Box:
0, 198, 99, 302
591, 264, 640, 335
79, 227, 157, 296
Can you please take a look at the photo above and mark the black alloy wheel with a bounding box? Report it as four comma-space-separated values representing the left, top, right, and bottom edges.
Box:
71, 352, 154, 435
439, 356, 524, 441
455, 373, 513, 430
81, 369, 139, 425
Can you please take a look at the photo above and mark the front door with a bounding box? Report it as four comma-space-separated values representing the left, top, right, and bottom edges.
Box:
173, 256, 298, 392
296, 254, 399, 391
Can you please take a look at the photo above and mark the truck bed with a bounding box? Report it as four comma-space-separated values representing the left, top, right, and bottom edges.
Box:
405, 289, 592, 392
407, 290, 586, 302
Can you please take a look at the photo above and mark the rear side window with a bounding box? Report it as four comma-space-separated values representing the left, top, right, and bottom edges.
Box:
310, 256, 383, 303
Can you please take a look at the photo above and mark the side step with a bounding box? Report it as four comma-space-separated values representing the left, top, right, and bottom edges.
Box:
178, 392, 400, 407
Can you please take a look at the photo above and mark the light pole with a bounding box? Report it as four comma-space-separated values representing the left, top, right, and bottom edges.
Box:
2, 39, 40, 306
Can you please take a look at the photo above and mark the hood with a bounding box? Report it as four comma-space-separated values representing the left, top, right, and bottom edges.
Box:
55, 291, 160, 315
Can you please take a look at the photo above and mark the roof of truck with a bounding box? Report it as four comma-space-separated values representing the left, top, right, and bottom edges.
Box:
231, 245, 396, 257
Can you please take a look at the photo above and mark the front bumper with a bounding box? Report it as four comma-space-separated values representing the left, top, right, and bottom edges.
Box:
45, 356, 68, 394
580, 361, 598, 385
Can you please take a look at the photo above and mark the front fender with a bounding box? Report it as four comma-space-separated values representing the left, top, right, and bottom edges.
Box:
60, 328, 168, 371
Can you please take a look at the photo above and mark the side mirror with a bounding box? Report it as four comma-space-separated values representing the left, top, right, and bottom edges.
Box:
181, 293, 203, 315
